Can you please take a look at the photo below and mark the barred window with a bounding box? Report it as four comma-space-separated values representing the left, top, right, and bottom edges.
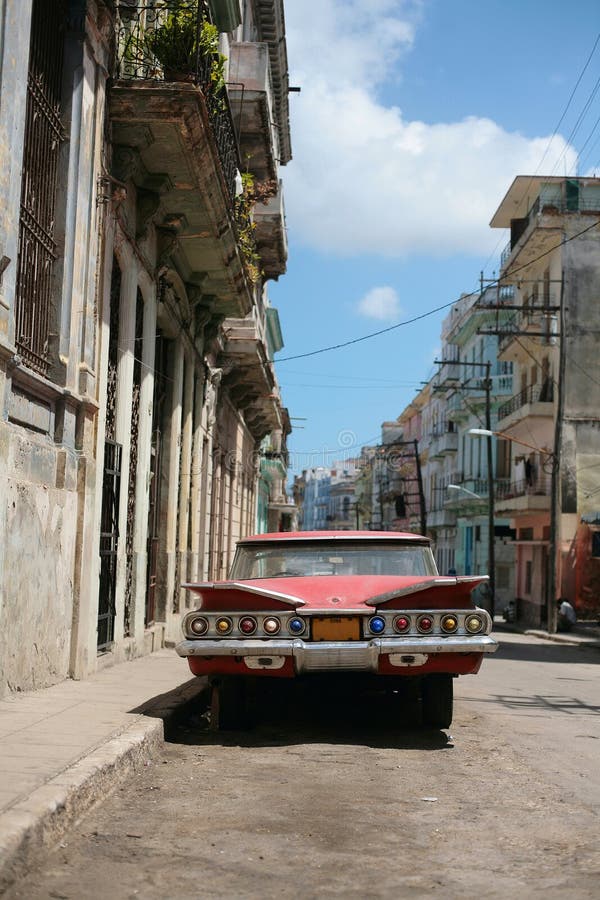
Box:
15, 0, 67, 376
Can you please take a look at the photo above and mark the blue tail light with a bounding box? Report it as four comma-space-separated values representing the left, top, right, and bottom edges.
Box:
288, 617, 306, 635
369, 616, 386, 634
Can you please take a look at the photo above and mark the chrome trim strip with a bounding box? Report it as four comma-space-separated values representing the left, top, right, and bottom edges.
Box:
181, 581, 305, 608
365, 576, 489, 607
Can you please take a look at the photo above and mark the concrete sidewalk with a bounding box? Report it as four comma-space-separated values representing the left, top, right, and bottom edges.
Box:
493, 618, 600, 648
0, 649, 207, 891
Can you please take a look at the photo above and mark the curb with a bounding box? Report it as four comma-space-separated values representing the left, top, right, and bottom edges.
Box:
0, 677, 209, 893
494, 621, 600, 649
523, 629, 600, 649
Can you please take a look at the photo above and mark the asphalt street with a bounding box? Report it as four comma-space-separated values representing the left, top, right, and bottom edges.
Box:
4, 632, 600, 900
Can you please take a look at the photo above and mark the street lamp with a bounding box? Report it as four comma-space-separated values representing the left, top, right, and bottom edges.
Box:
468, 428, 554, 458
469, 427, 557, 633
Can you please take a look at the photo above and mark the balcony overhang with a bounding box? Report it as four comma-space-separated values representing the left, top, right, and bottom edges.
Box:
497, 399, 555, 429
221, 320, 282, 438
430, 432, 458, 458
428, 508, 457, 528
261, 456, 287, 480
268, 498, 296, 513
228, 43, 278, 182
501, 219, 562, 277
110, 81, 252, 317
490, 176, 563, 228
251, 0, 292, 165
253, 186, 288, 279
495, 494, 551, 516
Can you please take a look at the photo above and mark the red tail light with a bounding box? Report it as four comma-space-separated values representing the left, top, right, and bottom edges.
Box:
417, 615, 433, 633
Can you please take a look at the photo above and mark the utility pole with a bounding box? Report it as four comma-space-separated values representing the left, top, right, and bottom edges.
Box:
414, 438, 427, 536
548, 273, 566, 633
478, 271, 565, 633
484, 361, 496, 620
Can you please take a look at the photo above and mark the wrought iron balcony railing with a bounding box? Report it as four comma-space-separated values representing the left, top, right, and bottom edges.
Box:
496, 473, 551, 501
498, 381, 554, 421
115, 1, 240, 203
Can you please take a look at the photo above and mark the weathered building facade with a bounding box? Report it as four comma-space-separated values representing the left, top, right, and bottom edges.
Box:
491, 176, 600, 625
0, 0, 293, 697
430, 286, 516, 611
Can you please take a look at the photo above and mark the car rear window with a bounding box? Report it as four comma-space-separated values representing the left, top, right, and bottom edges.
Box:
229, 541, 438, 579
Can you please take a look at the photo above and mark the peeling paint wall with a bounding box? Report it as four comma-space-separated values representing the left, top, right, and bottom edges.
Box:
0, 1, 109, 697
1, 434, 78, 691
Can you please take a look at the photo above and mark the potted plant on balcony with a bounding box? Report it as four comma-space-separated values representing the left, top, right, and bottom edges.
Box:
145, 2, 225, 86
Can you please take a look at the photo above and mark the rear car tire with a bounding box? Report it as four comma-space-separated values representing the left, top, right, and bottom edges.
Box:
421, 674, 453, 729
210, 676, 251, 730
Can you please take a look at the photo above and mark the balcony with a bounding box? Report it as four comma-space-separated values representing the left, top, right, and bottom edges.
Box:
427, 508, 457, 528
110, 2, 253, 316
446, 391, 468, 421
493, 178, 600, 276
461, 373, 514, 403
429, 422, 458, 458
495, 474, 551, 516
497, 382, 554, 425
227, 42, 279, 183
268, 496, 296, 513
252, 184, 288, 279
221, 316, 282, 439
444, 477, 511, 507
441, 285, 516, 343
433, 357, 460, 390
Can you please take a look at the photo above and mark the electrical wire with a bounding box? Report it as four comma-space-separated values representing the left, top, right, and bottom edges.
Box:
276, 300, 457, 362
537, 32, 600, 176
277, 218, 600, 364
549, 74, 600, 177
279, 382, 423, 390
479, 31, 600, 274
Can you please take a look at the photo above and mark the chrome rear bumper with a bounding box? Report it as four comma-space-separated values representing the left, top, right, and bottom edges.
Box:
176, 635, 497, 674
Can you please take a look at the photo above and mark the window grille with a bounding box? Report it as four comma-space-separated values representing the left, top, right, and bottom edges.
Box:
15, 0, 67, 376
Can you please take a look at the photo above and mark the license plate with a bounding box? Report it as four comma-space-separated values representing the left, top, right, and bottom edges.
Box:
312, 616, 361, 642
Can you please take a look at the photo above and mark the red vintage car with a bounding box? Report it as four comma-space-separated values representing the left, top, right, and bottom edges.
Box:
176, 531, 497, 729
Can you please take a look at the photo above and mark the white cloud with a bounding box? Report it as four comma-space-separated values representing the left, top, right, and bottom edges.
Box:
282, 0, 578, 258
357, 286, 401, 320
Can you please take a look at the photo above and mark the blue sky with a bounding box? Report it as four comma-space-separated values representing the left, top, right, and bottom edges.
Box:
269, 0, 600, 477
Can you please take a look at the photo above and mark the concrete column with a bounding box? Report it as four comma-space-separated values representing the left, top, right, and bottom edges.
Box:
69, 213, 117, 679
165, 342, 184, 641
59, 29, 85, 371
113, 257, 139, 643
198, 432, 211, 581
77, 49, 105, 390
189, 369, 206, 583
131, 281, 157, 642
176, 353, 194, 609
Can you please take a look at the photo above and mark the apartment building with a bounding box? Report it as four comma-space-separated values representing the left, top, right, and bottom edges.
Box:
0, 0, 293, 696
429, 286, 516, 611
490, 176, 600, 625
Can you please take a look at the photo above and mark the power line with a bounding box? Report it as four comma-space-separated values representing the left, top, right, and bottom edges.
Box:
538, 32, 600, 175
276, 300, 456, 363
550, 73, 600, 177
281, 368, 425, 384
480, 31, 600, 273
277, 218, 600, 364
280, 381, 422, 390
